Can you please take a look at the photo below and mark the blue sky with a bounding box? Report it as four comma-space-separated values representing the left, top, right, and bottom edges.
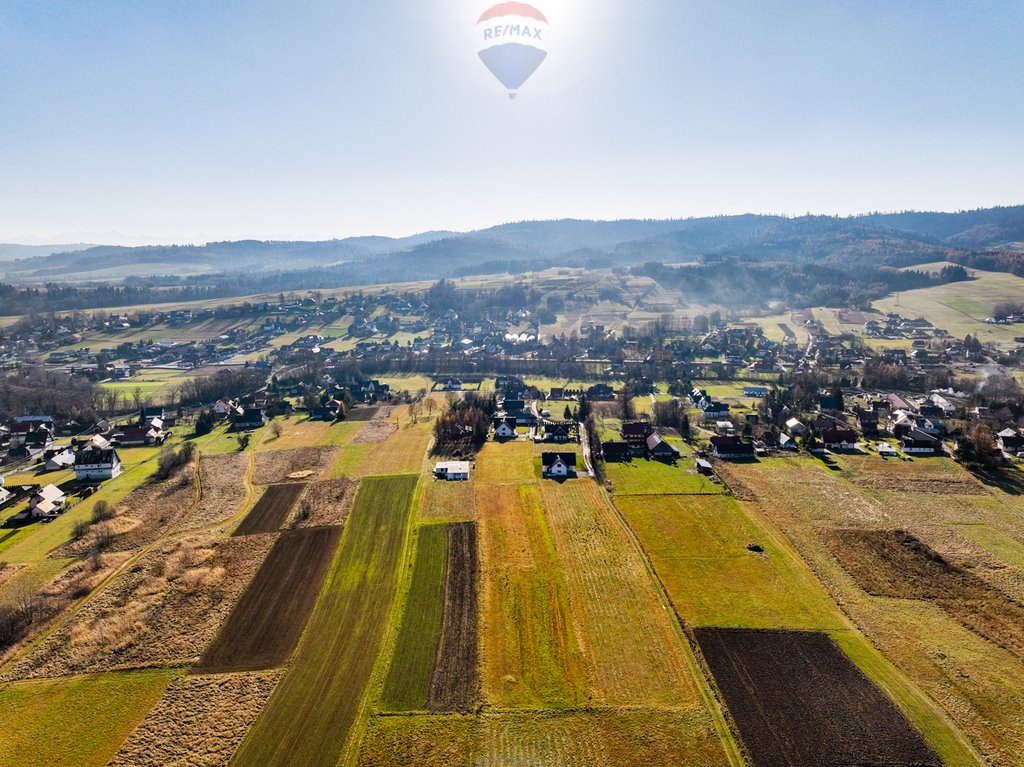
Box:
0, 0, 1021, 244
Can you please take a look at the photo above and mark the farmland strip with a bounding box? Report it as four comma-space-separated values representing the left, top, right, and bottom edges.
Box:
695, 628, 940, 767
428, 521, 479, 712
381, 524, 448, 711
231, 474, 418, 767
232, 483, 306, 536
195, 526, 341, 673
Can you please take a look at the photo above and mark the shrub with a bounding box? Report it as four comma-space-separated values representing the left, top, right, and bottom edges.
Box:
90, 500, 114, 524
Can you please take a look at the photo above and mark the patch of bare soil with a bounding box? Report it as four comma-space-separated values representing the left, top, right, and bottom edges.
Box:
4, 533, 275, 680
427, 521, 478, 712
252, 446, 338, 485
696, 628, 940, 767
175, 452, 251, 533
345, 405, 381, 422
51, 466, 197, 559
110, 670, 284, 767
825, 529, 1024, 659
288, 478, 358, 529
0, 552, 132, 669
351, 420, 398, 444
856, 475, 985, 495
233, 483, 306, 537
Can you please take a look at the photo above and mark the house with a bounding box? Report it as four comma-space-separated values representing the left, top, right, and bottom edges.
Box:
902, 429, 940, 455
701, 401, 731, 418
28, 484, 66, 518
709, 436, 756, 460
549, 387, 567, 400
586, 383, 615, 401
541, 452, 577, 478
785, 418, 806, 436
622, 422, 654, 451
602, 441, 632, 462
111, 425, 165, 447
0, 486, 12, 507
23, 429, 54, 453
492, 416, 518, 440
647, 433, 681, 462
75, 442, 123, 480
541, 421, 574, 443
821, 429, 859, 452
856, 410, 880, 435
213, 400, 234, 418
441, 377, 463, 391
8, 422, 51, 449
232, 408, 267, 431
433, 461, 470, 481
997, 429, 1024, 455
45, 449, 76, 471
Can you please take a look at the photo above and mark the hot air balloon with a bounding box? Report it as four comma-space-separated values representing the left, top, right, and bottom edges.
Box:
477, 2, 549, 99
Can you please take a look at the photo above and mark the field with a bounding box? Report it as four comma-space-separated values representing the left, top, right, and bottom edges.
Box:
696, 628, 940, 767
356, 708, 731, 767
418, 477, 477, 522
718, 457, 1015, 765
0, 669, 177, 767
197, 526, 342, 673
176, 450, 251, 532
110, 671, 284, 767
251, 445, 338, 484
873, 267, 1024, 346
6, 533, 275, 679
381, 524, 448, 712
477, 483, 588, 708
256, 416, 361, 451
330, 418, 434, 479
231, 474, 417, 767
287, 477, 358, 528
605, 456, 723, 495
616, 494, 845, 629
475, 440, 535, 484
232, 482, 306, 536
824, 529, 1024, 659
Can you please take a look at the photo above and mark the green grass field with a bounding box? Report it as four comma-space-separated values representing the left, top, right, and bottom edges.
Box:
381, 523, 448, 711
874, 267, 1024, 346
0, 669, 178, 767
616, 494, 845, 630
605, 457, 723, 496
232, 474, 418, 767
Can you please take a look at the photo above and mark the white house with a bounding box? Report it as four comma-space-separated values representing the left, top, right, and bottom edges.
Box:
45, 449, 76, 471
492, 416, 517, 440
541, 452, 577, 479
433, 461, 470, 481
785, 418, 806, 436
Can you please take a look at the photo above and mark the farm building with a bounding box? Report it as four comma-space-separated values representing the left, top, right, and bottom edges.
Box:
710, 436, 756, 460
622, 422, 654, 451
696, 458, 714, 475
232, 407, 267, 431
647, 433, 681, 463
492, 416, 517, 440
743, 386, 768, 397
111, 425, 165, 447
433, 461, 470, 481
45, 449, 76, 471
541, 452, 577, 479
997, 429, 1024, 455
785, 418, 806, 435
74, 440, 123, 480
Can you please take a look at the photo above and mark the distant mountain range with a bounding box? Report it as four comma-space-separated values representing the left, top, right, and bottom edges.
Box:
3, 206, 1023, 286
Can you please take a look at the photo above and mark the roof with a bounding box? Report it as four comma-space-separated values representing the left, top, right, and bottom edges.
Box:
904, 429, 938, 443
821, 429, 859, 444
622, 422, 652, 437
32, 484, 65, 503
75, 445, 120, 466
434, 461, 470, 474
541, 452, 577, 467
647, 433, 680, 454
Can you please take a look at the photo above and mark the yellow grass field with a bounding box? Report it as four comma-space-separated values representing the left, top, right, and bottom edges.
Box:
418, 478, 477, 522
475, 441, 535, 484
538, 481, 709, 708
331, 419, 433, 478
477, 483, 588, 708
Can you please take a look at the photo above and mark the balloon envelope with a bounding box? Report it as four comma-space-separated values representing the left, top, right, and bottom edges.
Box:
477, 3, 549, 95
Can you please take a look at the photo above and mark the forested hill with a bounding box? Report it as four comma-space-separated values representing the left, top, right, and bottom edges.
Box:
0, 206, 1021, 313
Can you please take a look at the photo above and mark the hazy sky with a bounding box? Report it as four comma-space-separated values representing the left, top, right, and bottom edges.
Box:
1, 0, 1021, 244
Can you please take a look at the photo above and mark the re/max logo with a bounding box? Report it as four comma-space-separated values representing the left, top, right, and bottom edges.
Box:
482, 24, 544, 41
